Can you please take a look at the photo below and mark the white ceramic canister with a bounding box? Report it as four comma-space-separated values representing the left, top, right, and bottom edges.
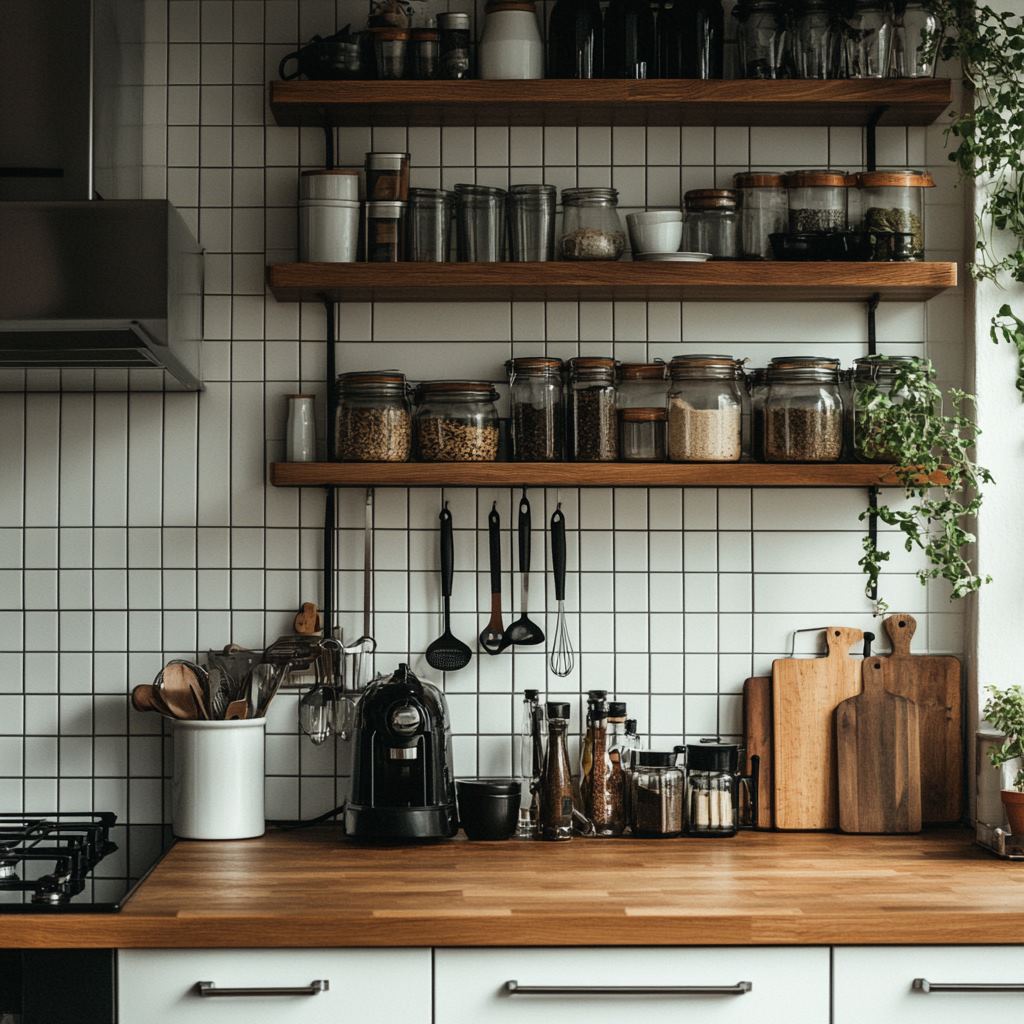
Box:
299, 168, 361, 262
171, 718, 266, 840
478, 0, 544, 79
300, 168, 361, 202
285, 393, 317, 462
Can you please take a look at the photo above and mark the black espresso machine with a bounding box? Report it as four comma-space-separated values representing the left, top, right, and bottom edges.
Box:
345, 663, 458, 839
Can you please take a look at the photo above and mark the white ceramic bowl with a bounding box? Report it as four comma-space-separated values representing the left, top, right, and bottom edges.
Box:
626, 211, 684, 255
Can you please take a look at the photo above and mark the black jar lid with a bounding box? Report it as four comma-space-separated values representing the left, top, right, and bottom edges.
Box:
587, 689, 608, 701
523, 689, 540, 700
686, 742, 739, 772
608, 701, 627, 717
547, 701, 570, 718
636, 750, 678, 768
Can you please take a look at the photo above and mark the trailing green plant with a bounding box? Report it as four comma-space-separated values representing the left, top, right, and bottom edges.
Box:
982, 684, 1024, 791
856, 356, 992, 609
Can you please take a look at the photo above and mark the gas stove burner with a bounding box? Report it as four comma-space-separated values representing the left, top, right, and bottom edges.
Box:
0, 860, 18, 881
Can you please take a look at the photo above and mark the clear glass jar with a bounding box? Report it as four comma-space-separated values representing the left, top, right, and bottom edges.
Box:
667, 354, 744, 463
363, 201, 406, 261
617, 362, 667, 408
856, 170, 934, 260
852, 355, 919, 463
629, 751, 685, 837
683, 190, 739, 258
734, 172, 787, 259
734, 0, 789, 78
406, 187, 454, 263
455, 183, 507, 262
409, 26, 439, 79
686, 743, 740, 836
764, 356, 844, 462
785, 169, 850, 233
559, 188, 626, 260
413, 381, 500, 462
371, 27, 409, 78
792, 0, 842, 77
516, 689, 542, 839
747, 366, 768, 460
569, 356, 618, 461
334, 371, 411, 462
437, 12, 472, 78
620, 408, 667, 462
507, 356, 565, 461
894, 0, 941, 78
843, 0, 894, 77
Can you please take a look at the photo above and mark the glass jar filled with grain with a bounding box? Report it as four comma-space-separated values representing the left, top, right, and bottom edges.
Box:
334, 371, 412, 462
667, 354, 745, 463
852, 354, 919, 463
569, 356, 618, 461
559, 188, 626, 261
413, 381, 500, 462
764, 355, 844, 462
855, 170, 934, 260
507, 357, 565, 461
784, 169, 851, 233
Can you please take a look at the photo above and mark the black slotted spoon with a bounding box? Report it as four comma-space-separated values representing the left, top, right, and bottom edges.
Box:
425, 503, 473, 673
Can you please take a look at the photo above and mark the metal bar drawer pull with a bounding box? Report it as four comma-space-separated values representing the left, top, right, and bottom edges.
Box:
196, 980, 330, 998
505, 981, 752, 997
913, 979, 1024, 994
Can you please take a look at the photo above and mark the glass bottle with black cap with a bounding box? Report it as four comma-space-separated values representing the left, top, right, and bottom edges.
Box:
539, 702, 574, 840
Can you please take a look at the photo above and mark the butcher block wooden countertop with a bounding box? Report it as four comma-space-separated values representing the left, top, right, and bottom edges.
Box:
7, 827, 1024, 948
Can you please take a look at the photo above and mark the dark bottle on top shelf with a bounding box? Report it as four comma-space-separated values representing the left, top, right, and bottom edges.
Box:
604, 0, 657, 78
547, 0, 604, 78
657, 0, 725, 77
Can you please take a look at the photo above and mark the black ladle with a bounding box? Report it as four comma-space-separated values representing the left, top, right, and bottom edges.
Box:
501, 492, 545, 649
479, 503, 506, 655
426, 504, 473, 672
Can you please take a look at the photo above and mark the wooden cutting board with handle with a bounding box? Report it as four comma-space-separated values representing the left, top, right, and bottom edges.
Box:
877, 612, 963, 823
772, 626, 864, 830
743, 676, 773, 829
836, 655, 922, 833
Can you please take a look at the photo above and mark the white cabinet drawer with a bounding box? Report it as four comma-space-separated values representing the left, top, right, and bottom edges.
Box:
436, 947, 829, 1024
835, 946, 1024, 1023
118, 948, 430, 1024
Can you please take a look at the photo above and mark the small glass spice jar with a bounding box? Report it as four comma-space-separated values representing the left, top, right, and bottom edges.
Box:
764, 355, 844, 462
851, 354, 919, 463
856, 170, 934, 260
559, 188, 626, 261
785, 169, 851, 233
667, 354, 745, 463
843, 0, 895, 77
686, 743, 742, 836
683, 190, 739, 258
617, 361, 667, 409
334, 371, 412, 462
506, 356, 565, 461
413, 381, 500, 462
437, 12, 472, 78
363, 200, 406, 261
734, 0, 789, 78
629, 751, 685, 837
370, 27, 410, 78
409, 25, 439, 78
365, 152, 410, 202
734, 172, 787, 259
620, 407, 667, 462
568, 356, 618, 462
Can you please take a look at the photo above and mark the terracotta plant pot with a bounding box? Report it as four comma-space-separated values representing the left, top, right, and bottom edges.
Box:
1001, 790, 1024, 835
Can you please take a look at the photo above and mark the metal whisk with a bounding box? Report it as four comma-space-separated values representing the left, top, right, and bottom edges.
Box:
549, 506, 574, 677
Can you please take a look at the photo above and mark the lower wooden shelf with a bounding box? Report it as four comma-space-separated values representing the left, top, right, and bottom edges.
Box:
270, 462, 943, 488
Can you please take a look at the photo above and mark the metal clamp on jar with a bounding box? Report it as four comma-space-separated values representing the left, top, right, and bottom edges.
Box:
683, 742, 759, 837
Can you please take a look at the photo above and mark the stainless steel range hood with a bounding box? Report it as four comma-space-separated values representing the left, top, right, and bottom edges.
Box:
0, 0, 204, 391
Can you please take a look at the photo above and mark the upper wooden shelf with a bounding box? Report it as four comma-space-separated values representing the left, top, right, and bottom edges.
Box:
269, 78, 953, 128
267, 261, 957, 304
271, 462, 945, 488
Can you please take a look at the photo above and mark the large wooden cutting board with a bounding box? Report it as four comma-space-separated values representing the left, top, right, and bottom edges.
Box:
743, 676, 773, 829
877, 612, 963, 823
836, 655, 922, 833
772, 626, 864, 830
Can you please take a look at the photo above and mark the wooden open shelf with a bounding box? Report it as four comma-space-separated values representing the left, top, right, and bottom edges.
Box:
269, 79, 953, 128
271, 462, 946, 488
267, 261, 957, 304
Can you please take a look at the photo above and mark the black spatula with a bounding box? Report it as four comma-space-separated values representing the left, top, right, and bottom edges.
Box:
426, 504, 472, 672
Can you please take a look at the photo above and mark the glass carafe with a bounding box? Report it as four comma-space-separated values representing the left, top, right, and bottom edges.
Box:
539, 702, 574, 840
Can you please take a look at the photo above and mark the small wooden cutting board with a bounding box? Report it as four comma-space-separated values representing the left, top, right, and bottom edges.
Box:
772, 626, 864, 831
743, 676, 773, 829
877, 613, 963, 824
836, 655, 922, 834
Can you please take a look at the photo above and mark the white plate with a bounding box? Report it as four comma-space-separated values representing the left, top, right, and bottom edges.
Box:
635, 251, 712, 262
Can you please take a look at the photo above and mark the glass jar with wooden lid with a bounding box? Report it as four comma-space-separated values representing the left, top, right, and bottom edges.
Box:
413, 381, 500, 462
334, 371, 411, 462
763, 355, 843, 463
784, 169, 851, 233
506, 356, 565, 461
856, 170, 935, 260
851, 355, 920, 463
568, 356, 618, 461
667, 355, 745, 462
617, 361, 667, 409
733, 172, 787, 259
683, 190, 739, 258
620, 407, 667, 461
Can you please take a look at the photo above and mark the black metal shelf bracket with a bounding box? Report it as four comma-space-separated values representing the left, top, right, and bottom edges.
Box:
865, 106, 887, 172
867, 291, 880, 356
322, 123, 337, 639
865, 287, 882, 608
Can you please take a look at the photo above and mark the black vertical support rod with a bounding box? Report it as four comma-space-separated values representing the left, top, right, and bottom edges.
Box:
865, 107, 886, 172
321, 122, 337, 639
867, 292, 880, 356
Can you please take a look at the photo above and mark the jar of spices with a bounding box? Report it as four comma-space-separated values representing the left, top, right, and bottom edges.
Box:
584, 701, 626, 837
843, 0, 895, 77
764, 355, 844, 462
628, 751, 685, 837
617, 361, 667, 409
620, 408, 667, 462
409, 26, 439, 78
683, 190, 739, 258
734, 0, 789, 78
569, 356, 618, 462
363, 201, 406, 261
856, 170, 934, 260
559, 188, 626, 261
407, 187, 454, 262
667, 354, 744, 463
539, 702, 574, 841
479, 0, 544, 79
792, 0, 842, 77
747, 366, 769, 460
507, 356, 565, 461
733, 172, 787, 260
413, 381, 500, 462
370, 27, 410, 78
365, 152, 410, 202
852, 354, 918, 463
686, 743, 740, 836
437, 12, 472, 78
785, 169, 851, 233
334, 371, 411, 462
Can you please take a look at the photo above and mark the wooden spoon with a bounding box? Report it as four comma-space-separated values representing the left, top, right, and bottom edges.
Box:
224, 699, 249, 720
131, 683, 171, 716
293, 601, 322, 636
157, 663, 201, 720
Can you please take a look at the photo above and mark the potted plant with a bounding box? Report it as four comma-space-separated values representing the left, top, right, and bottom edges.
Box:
982, 684, 1024, 834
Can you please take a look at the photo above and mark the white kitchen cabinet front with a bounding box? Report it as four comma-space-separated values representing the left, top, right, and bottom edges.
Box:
117, 948, 431, 1024
834, 946, 1024, 1022
435, 947, 830, 1024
